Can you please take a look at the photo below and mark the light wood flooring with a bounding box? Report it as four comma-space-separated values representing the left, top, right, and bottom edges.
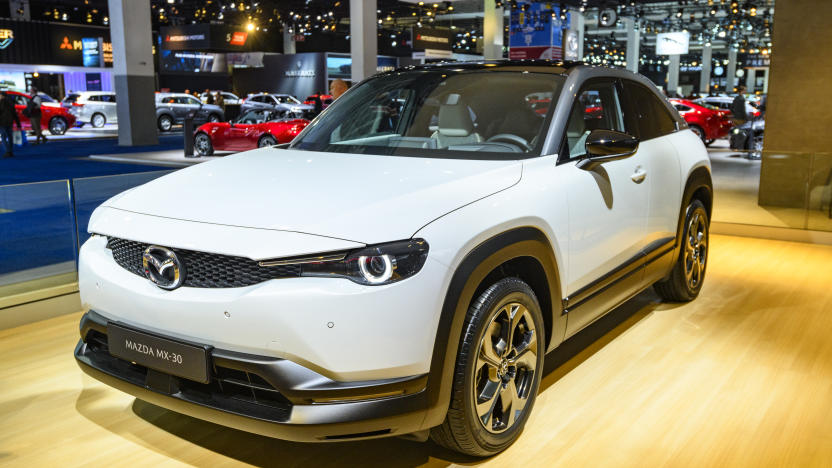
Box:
2, 234, 832, 467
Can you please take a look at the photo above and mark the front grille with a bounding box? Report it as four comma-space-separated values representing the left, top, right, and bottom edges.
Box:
106, 237, 301, 288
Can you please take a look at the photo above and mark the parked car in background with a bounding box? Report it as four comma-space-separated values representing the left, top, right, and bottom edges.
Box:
669, 98, 733, 145
304, 94, 334, 109
6, 90, 76, 135
200, 91, 241, 106
63, 91, 117, 128
193, 109, 309, 155
155, 92, 224, 132
696, 95, 760, 119
240, 93, 313, 118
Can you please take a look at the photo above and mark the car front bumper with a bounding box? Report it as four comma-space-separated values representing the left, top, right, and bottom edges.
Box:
75, 310, 432, 442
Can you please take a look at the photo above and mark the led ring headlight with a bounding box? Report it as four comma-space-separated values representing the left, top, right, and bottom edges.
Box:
358, 254, 395, 284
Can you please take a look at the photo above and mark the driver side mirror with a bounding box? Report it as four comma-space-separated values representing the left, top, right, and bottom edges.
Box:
577, 129, 639, 170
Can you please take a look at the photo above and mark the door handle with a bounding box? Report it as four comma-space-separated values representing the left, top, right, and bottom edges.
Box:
631, 167, 647, 184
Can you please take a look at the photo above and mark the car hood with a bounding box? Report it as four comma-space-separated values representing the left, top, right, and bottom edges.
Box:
103, 148, 522, 244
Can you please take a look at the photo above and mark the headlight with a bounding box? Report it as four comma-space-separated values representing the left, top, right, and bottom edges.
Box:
261, 239, 428, 286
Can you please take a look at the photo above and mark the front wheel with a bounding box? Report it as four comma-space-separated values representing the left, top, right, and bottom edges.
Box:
258, 134, 277, 147
430, 277, 544, 457
654, 199, 709, 301
48, 116, 68, 135
157, 114, 173, 132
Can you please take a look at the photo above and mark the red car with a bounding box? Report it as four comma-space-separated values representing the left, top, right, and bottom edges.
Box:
669, 98, 733, 145
304, 94, 333, 109
6, 90, 76, 135
193, 109, 309, 156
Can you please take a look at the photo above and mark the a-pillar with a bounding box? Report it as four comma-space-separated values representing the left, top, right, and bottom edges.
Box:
483, 0, 504, 60
283, 24, 296, 55
107, 0, 156, 146
350, 0, 377, 83
624, 17, 639, 73
726, 48, 738, 92
699, 43, 712, 94
569, 10, 585, 60
667, 54, 680, 95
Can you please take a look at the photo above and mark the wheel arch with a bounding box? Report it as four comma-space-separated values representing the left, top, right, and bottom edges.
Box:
671, 165, 713, 265
421, 227, 564, 430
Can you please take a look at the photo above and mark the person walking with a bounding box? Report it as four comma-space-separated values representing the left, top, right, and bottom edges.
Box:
0, 91, 22, 158
27, 87, 46, 144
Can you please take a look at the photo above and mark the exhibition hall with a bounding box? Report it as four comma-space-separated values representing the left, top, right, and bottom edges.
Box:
1, 0, 831, 466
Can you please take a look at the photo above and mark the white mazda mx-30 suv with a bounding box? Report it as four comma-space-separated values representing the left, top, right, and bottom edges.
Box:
75, 62, 712, 456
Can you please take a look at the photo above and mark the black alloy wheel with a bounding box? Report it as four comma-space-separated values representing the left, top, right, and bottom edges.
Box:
194, 132, 214, 156
48, 116, 68, 135
654, 199, 710, 301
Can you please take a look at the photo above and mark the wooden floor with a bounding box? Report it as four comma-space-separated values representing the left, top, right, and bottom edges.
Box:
2, 234, 832, 468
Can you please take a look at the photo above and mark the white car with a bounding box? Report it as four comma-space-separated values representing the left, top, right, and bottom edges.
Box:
63, 91, 118, 128
75, 62, 712, 456
696, 95, 760, 119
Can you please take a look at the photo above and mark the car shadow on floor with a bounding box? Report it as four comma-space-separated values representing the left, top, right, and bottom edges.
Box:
75, 289, 669, 467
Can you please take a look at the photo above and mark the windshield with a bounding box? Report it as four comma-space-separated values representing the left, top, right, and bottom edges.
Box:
276, 95, 301, 105
291, 70, 565, 159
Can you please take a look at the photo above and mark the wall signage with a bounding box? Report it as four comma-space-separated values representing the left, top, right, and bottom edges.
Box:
509, 1, 568, 60
0, 19, 112, 67
0, 29, 14, 49
656, 32, 690, 55
227, 31, 248, 46
411, 27, 452, 52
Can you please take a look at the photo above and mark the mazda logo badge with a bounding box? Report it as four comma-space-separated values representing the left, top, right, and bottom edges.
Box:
142, 245, 185, 290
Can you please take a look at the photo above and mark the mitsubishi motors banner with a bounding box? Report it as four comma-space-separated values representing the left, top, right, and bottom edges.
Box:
508, 2, 569, 60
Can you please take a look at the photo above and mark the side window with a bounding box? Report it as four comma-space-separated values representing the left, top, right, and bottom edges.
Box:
563, 81, 624, 159
622, 81, 677, 140
14, 95, 28, 106
674, 104, 691, 112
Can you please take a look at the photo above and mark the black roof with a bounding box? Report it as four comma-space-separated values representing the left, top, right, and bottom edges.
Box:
399, 60, 587, 74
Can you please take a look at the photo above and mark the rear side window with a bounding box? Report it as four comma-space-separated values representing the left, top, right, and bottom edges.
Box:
622, 81, 677, 141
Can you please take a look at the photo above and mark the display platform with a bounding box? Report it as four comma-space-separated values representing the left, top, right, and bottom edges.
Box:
2, 234, 831, 466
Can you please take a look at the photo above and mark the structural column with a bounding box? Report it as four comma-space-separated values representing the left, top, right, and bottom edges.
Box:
283, 24, 296, 55
624, 17, 639, 73
483, 0, 504, 60
762, 67, 770, 94
667, 54, 680, 95
726, 48, 738, 92
569, 11, 585, 60
350, 0, 377, 83
107, 0, 156, 146
745, 68, 756, 91
699, 43, 712, 94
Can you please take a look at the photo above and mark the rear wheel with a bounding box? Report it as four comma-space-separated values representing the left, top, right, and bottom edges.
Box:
48, 116, 68, 135
430, 277, 544, 457
157, 114, 173, 132
654, 199, 709, 302
91, 113, 106, 128
689, 125, 705, 142
208, 113, 221, 123
258, 134, 277, 147
194, 132, 214, 156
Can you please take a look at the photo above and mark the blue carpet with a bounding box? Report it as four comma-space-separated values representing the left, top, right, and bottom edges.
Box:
0, 134, 181, 185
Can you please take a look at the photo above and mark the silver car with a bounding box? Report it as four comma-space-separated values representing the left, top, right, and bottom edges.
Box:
155, 92, 225, 132
63, 91, 117, 128
240, 93, 313, 118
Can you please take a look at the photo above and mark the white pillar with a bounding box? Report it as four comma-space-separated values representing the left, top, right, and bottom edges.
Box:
283, 24, 296, 54
569, 11, 585, 60
483, 0, 504, 60
726, 48, 738, 92
350, 0, 377, 83
624, 18, 640, 73
667, 54, 680, 95
107, 0, 156, 146
699, 44, 712, 94
762, 67, 770, 94
745, 68, 756, 91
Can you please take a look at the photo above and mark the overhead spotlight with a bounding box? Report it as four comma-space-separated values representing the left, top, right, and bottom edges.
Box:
676, 8, 683, 17
710, 7, 717, 15
598, 9, 617, 27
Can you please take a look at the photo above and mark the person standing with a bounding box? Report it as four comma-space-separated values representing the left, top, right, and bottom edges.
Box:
329, 79, 348, 100
0, 91, 22, 158
731, 85, 749, 126
27, 87, 46, 144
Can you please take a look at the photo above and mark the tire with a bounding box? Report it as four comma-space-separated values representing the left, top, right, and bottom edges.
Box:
258, 134, 278, 148
157, 114, 173, 132
194, 132, 214, 156
48, 116, 68, 135
689, 125, 706, 142
91, 113, 106, 128
654, 199, 709, 302
430, 277, 545, 457
208, 113, 221, 123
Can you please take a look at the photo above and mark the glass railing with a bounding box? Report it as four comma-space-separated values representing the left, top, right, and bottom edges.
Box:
0, 171, 173, 304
